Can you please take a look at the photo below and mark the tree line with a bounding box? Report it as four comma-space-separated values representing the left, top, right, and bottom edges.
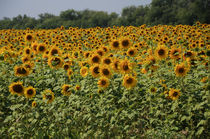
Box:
0, 0, 209, 29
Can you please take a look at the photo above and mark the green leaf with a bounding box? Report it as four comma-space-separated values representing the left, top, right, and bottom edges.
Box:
196, 127, 204, 136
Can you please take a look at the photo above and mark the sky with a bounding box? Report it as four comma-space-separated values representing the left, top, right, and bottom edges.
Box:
0, 0, 152, 19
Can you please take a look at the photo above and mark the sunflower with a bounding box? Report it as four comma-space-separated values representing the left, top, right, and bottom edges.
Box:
150, 87, 157, 93
169, 47, 181, 60
32, 101, 37, 108
75, 85, 81, 91
42, 89, 55, 104
21, 55, 31, 63
90, 64, 100, 78
61, 84, 72, 96
155, 45, 168, 60
120, 38, 131, 49
98, 77, 109, 88
31, 42, 38, 53
14, 65, 29, 77
37, 43, 47, 53
67, 69, 73, 79
110, 39, 120, 50
9, 81, 24, 96
23, 47, 32, 56
63, 63, 71, 71
112, 58, 121, 72
123, 74, 137, 89
169, 88, 181, 100
49, 46, 61, 57
174, 63, 189, 77
100, 66, 112, 79
89, 54, 101, 65
48, 56, 63, 69
127, 47, 137, 57
102, 57, 112, 66
96, 49, 104, 57
80, 66, 88, 77
24, 86, 36, 99
120, 59, 132, 74
183, 50, 196, 60
25, 33, 33, 42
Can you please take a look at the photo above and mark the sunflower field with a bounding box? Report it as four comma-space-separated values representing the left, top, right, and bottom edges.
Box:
0, 23, 209, 138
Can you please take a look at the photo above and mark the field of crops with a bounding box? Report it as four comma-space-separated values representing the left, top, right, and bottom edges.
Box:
0, 23, 209, 138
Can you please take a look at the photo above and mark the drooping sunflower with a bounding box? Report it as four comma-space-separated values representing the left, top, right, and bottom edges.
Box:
174, 63, 189, 77
169, 88, 181, 100
25, 33, 33, 42
24, 86, 36, 99
120, 37, 131, 49
9, 81, 24, 96
14, 65, 29, 77
110, 39, 120, 50
122, 74, 137, 89
90, 64, 100, 78
97, 77, 110, 89
169, 47, 181, 60
100, 66, 112, 79
37, 43, 47, 54
75, 85, 81, 91
154, 45, 168, 60
42, 89, 55, 104
89, 54, 101, 65
61, 84, 72, 96
48, 56, 63, 69
80, 66, 88, 77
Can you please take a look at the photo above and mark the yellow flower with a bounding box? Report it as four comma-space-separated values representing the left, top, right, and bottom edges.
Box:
42, 89, 55, 104
123, 74, 137, 89
9, 81, 25, 96
98, 77, 110, 89
174, 63, 189, 77
61, 84, 72, 96
32, 101, 37, 108
24, 86, 36, 99
169, 88, 181, 100
14, 65, 29, 77
80, 66, 88, 77
155, 45, 168, 60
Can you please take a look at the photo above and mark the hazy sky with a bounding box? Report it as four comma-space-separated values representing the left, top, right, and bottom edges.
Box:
0, 0, 152, 19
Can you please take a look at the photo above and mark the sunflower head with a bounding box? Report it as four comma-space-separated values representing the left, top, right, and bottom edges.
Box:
123, 74, 137, 89
48, 56, 63, 69
9, 81, 24, 96
42, 89, 55, 104
98, 77, 110, 89
170, 47, 181, 59
100, 66, 112, 79
112, 58, 120, 72
174, 63, 189, 77
169, 88, 181, 100
49, 46, 61, 57
155, 45, 168, 60
62, 84, 72, 96
102, 57, 112, 65
110, 39, 120, 50
80, 66, 88, 77
89, 54, 101, 65
120, 38, 131, 49
14, 65, 30, 77
32, 101, 37, 108
25, 34, 33, 42
24, 86, 36, 99
37, 43, 47, 53
90, 64, 100, 78
120, 59, 132, 74
127, 47, 137, 57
